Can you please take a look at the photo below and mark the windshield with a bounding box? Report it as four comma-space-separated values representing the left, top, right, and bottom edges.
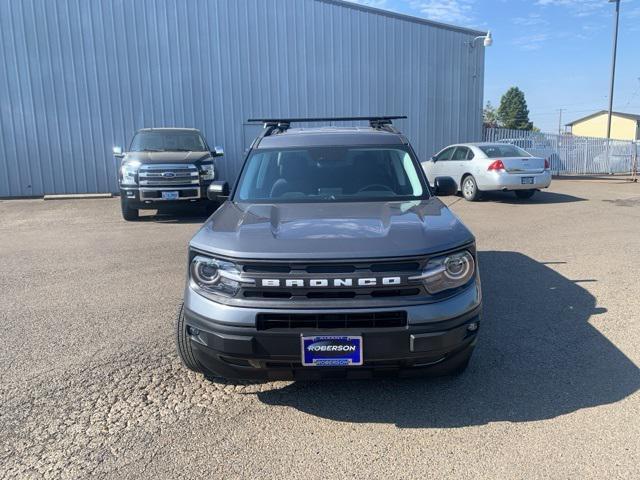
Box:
130, 131, 207, 152
480, 144, 531, 158
234, 146, 427, 203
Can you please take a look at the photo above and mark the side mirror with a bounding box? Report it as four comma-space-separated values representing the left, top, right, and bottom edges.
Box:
207, 181, 229, 201
113, 146, 124, 158
430, 156, 437, 162
212, 146, 224, 157
434, 176, 457, 196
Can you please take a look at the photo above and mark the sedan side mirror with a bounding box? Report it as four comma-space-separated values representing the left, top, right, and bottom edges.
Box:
207, 181, 229, 201
434, 176, 457, 196
430, 156, 437, 162
212, 146, 224, 157
113, 146, 124, 158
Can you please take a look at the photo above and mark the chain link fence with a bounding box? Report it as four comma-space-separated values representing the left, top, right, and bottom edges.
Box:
483, 127, 639, 175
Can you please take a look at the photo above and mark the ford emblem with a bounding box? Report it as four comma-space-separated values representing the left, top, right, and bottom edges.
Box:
162, 172, 176, 178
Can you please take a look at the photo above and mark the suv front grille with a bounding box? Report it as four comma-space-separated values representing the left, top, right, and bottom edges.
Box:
244, 288, 421, 300
256, 311, 407, 330
237, 258, 427, 303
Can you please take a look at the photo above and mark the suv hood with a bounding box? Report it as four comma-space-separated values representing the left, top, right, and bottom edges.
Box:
190, 198, 474, 260
123, 151, 211, 164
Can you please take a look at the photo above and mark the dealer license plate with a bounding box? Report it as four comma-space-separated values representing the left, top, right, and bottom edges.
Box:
301, 335, 363, 367
521, 177, 534, 185
161, 191, 179, 200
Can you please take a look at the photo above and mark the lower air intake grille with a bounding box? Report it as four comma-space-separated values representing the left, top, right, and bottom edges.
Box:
256, 311, 407, 330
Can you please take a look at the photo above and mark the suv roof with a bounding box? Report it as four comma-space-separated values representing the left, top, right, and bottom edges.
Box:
137, 127, 201, 133
257, 127, 408, 149
249, 116, 408, 149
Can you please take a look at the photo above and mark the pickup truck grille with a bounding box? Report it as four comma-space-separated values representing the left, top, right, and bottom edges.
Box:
138, 164, 199, 187
138, 164, 201, 201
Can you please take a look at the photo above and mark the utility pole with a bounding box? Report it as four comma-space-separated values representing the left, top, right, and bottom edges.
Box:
557, 108, 563, 136
606, 0, 621, 174
606, 0, 621, 140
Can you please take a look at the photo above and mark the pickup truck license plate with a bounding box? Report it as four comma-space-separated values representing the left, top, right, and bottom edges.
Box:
162, 191, 179, 200
301, 336, 363, 366
521, 177, 534, 185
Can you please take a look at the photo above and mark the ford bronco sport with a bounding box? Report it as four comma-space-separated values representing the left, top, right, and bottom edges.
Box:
176, 117, 481, 380
113, 128, 223, 220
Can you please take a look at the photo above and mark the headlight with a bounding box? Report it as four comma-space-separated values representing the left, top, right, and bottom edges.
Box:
190, 255, 251, 297
410, 250, 475, 294
120, 161, 140, 186
200, 163, 215, 181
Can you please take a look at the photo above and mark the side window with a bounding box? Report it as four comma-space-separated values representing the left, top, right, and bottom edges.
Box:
466, 148, 475, 160
436, 147, 455, 161
451, 147, 468, 161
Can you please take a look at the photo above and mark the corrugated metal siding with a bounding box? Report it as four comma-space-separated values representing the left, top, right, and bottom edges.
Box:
0, 0, 485, 197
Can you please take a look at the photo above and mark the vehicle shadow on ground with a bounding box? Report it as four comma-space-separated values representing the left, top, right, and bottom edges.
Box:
256, 251, 640, 427
137, 208, 212, 224
478, 191, 586, 204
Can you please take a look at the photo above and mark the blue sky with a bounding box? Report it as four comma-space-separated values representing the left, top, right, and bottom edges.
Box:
348, 0, 640, 132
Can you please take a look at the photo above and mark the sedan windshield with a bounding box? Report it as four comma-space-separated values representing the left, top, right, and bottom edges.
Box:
130, 131, 206, 152
480, 144, 531, 158
235, 146, 427, 203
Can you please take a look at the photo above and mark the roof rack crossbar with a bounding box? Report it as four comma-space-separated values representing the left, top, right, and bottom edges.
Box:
248, 116, 407, 141
248, 116, 406, 125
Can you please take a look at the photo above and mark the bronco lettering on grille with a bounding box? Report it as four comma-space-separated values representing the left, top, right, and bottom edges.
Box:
259, 277, 402, 288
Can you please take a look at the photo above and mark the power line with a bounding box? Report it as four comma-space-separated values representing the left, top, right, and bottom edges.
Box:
623, 78, 640, 108
531, 108, 606, 117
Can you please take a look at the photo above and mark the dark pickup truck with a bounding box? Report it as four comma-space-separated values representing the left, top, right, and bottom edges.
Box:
113, 128, 223, 220
175, 117, 482, 381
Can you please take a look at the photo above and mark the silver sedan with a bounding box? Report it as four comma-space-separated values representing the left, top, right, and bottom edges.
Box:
422, 143, 552, 201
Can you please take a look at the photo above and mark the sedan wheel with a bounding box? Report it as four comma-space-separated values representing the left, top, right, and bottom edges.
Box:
462, 176, 481, 201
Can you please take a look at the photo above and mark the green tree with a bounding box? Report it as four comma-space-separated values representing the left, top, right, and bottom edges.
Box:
497, 87, 533, 130
483, 101, 500, 128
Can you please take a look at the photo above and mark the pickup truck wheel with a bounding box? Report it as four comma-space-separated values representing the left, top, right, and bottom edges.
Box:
461, 175, 481, 201
175, 303, 203, 373
514, 189, 535, 200
120, 196, 139, 221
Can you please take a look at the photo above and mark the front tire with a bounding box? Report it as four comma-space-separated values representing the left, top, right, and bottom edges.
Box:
514, 189, 535, 200
461, 175, 481, 201
175, 303, 203, 373
120, 196, 139, 221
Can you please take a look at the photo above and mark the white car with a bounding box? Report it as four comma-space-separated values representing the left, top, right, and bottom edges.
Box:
423, 143, 552, 201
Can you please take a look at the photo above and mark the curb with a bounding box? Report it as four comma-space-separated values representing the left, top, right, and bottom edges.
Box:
43, 193, 113, 200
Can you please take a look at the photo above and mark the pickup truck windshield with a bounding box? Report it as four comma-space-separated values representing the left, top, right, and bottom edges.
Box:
235, 146, 427, 203
130, 131, 207, 152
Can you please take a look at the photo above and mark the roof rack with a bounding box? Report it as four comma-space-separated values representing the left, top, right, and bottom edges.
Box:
248, 116, 407, 141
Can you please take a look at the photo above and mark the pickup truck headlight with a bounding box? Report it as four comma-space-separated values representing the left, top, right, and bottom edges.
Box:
200, 163, 215, 181
190, 255, 249, 297
120, 161, 140, 186
410, 250, 475, 294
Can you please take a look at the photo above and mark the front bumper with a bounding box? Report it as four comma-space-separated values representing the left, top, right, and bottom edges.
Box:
476, 170, 552, 191
120, 184, 212, 209
183, 282, 482, 380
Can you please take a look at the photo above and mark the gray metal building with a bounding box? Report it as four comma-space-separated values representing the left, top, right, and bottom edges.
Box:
0, 0, 486, 197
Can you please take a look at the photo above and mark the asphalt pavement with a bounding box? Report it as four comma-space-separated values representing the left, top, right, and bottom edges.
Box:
1, 178, 639, 479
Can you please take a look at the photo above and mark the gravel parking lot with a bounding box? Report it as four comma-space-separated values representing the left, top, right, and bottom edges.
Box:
1, 179, 639, 479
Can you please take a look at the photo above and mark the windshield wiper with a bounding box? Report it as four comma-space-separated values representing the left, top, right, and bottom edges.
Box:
140, 148, 165, 152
